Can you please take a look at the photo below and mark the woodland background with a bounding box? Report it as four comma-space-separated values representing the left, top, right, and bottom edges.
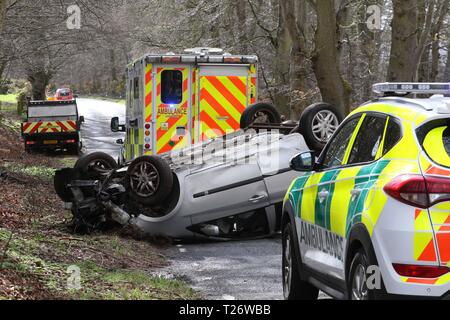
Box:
1, 0, 450, 118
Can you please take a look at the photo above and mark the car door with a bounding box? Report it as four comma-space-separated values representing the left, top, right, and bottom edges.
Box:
296, 115, 362, 273
328, 113, 390, 280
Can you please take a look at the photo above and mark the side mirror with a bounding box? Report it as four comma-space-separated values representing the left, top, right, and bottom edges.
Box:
111, 117, 126, 132
290, 151, 316, 172
111, 117, 119, 132
116, 139, 124, 145
79, 116, 85, 123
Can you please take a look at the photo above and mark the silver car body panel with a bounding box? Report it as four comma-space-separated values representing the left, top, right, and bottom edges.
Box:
135, 131, 308, 238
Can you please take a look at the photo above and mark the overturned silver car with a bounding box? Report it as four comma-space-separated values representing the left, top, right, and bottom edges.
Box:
54, 103, 341, 240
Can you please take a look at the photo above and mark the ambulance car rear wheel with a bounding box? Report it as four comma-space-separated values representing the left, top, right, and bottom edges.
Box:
125, 156, 173, 206
282, 222, 319, 300
297, 103, 342, 152
240, 103, 281, 129
348, 248, 375, 300
74, 152, 118, 180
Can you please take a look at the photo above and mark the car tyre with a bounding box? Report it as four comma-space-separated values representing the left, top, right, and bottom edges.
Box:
125, 156, 173, 206
74, 152, 118, 180
240, 103, 281, 129
348, 248, 378, 300
296, 103, 342, 152
282, 222, 319, 300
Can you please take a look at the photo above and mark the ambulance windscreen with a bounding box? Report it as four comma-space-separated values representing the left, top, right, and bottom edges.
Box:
161, 70, 183, 105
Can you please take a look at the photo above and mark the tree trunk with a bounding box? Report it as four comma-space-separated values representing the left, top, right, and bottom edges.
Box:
388, 0, 435, 82
234, 0, 248, 54
0, 0, 6, 32
312, 0, 351, 115
280, 0, 309, 119
444, 41, 450, 81
388, 0, 419, 81
273, 6, 292, 116
430, 0, 449, 81
27, 71, 51, 101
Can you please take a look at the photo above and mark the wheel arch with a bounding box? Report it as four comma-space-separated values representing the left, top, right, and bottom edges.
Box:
345, 223, 379, 284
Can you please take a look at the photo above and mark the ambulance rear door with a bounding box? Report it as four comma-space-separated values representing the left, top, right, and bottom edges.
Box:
152, 65, 192, 155
196, 65, 249, 142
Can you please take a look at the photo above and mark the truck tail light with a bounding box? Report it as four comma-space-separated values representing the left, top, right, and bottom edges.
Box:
383, 174, 450, 209
26, 141, 37, 145
393, 264, 450, 278
65, 139, 76, 144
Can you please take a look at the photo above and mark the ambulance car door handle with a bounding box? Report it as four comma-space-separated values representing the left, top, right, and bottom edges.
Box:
350, 189, 361, 196
318, 191, 329, 199
249, 194, 267, 203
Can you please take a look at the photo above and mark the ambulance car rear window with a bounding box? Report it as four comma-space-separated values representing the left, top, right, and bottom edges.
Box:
161, 70, 183, 105
416, 119, 450, 168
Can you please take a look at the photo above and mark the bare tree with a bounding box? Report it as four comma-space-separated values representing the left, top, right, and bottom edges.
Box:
312, 0, 351, 115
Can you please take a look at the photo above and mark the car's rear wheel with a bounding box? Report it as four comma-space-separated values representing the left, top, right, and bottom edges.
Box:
125, 156, 173, 206
240, 103, 281, 129
282, 222, 319, 300
296, 103, 342, 152
348, 248, 376, 300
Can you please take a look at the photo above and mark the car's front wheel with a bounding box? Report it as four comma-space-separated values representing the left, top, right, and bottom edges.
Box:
282, 222, 319, 300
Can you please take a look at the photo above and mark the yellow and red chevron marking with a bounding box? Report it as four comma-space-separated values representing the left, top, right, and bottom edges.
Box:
192, 68, 198, 144
414, 209, 438, 262
22, 121, 77, 134
199, 75, 247, 141
156, 67, 189, 154
145, 63, 153, 122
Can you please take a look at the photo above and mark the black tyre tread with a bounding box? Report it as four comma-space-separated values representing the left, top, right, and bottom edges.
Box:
297, 102, 343, 152
54, 168, 76, 202
75, 152, 118, 172
283, 223, 319, 300
125, 156, 173, 206
240, 103, 281, 129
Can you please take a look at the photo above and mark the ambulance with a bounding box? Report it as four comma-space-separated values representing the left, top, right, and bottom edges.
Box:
110, 48, 260, 163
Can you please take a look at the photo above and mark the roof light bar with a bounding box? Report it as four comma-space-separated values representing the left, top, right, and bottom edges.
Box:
373, 83, 450, 95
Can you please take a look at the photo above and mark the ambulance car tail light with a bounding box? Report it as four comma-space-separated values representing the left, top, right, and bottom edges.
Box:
384, 174, 450, 209
393, 264, 450, 278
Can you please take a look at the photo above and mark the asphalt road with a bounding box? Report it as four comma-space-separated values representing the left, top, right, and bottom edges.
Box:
163, 237, 284, 300
76, 98, 126, 159
75, 98, 294, 300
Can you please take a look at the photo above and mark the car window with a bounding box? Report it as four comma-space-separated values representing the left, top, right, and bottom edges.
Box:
347, 115, 387, 165
161, 70, 183, 104
322, 116, 361, 169
383, 118, 402, 155
133, 77, 140, 99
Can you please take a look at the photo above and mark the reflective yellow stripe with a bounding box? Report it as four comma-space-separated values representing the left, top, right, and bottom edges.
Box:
330, 167, 360, 236
342, 114, 366, 165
